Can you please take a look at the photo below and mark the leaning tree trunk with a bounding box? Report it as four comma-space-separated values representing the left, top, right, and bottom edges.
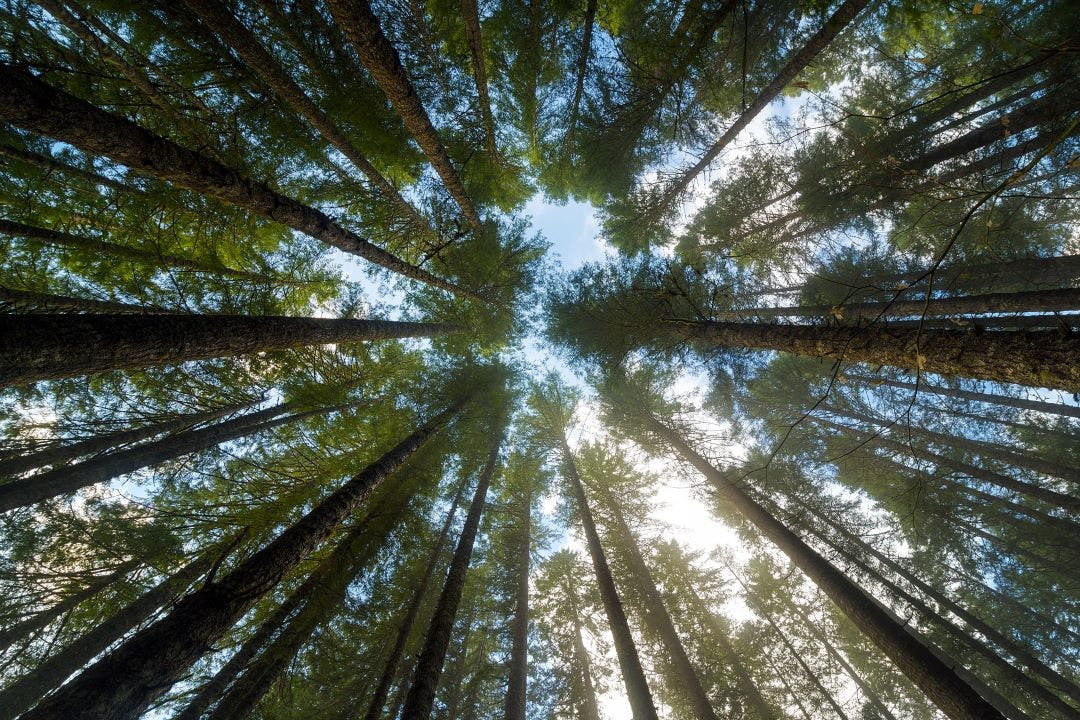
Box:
762, 612, 853, 720
664, 320, 1080, 392
847, 374, 1080, 420
19, 397, 469, 720
0, 313, 458, 386
663, 0, 870, 205
719, 287, 1080, 324
0, 66, 476, 299
0, 546, 222, 718
633, 406, 1005, 720
0, 285, 168, 315
0, 219, 272, 284
324, 0, 484, 234
0, 402, 339, 512
205, 489, 413, 720
839, 405, 1080, 484
504, 486, 531, 720
560, 439, 659, 720
0, 560, 137, 652
0, 396, 259, 478
179, 0, 432, 239
0, 142, 138, 192
359, 482, 466, 720
459, 0, 498, 157
400, 432, 502, 720
600, 493, 718, 720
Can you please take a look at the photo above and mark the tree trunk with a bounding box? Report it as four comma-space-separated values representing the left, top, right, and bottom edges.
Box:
19, 397, 468, 720
666, 320, 1080, 392
691, 599, 779, 720
323, 0, 484, 234
205, 490, 412, 720
0, 142, 137, 192
812, 412, 1080, 514
720, 287, 1080, 324
0, 285, 169, 315
561, 0, 597, 164
763, 612, 852, 720
0, 402, 336, 511
504, 486, 530, 720
664, 0, 869, 204
847, 374, 1080, 420
0, 313, 459, 387
179, 0, 432, 239
0, 561, 136, 652
560, 563, 601, 720
832, 406, 1080, 485
560, 439, 659, 720
360, 483, 466, 720
459, 0, 498, 157
400, 432, 502, 720
599, 495, 718, 720
0, 397, 259, 478
0, 549, 218, 718
0, 219, 271, 284
0, 66, 476, 299
636, 408, 1005, 720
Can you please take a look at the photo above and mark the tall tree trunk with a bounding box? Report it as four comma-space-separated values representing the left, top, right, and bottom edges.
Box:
663, 0, 869, 205
179, 0, 432, 239
571, 614, 602, 720
0, 219, 272, 284
459, 0, 498, 157
633, 406, 1005, 720
0, 142, 138, 192
19, 397, 469, 720
504, 486, 531, 720
559, 439, 659, 720
719, 287, 1080, 324
832, 405, 1080, 485
664, 320, 1080, 392
205, 488, 413, 720
324, 0, 484, 234
762, 611, 852, 720
598, 494, 718, 720
0, 285, 169, 315
847, 374, 1080, 420
400, 431, 502, 720
0, 402, 338, 511
0, 313, 459, 387
360, 483, 466, 720
820, 514, 1080, 707
0, 561, 136, 652
780, 599, 900, 720
561, 0, 597, 164
0, 548, 219, 718
0, 397, 259, 478
811, 412, 1080, 514
0, 66, 477, 299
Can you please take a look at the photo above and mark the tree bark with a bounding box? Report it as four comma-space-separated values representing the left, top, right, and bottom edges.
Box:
459, 0, 498, 157
0, 402, 335, 512
0, 219, 271, 284
0, 397, 258, 478
324, 0, 484, 234
0, 143, 138, 192
0, 549, 217, 719
179, 0, 432, 238
359, 482, 466, 720
504, 486, 530, 720
19, 397, 468, 720
560, 439, 659, 720
665, 320, 1080, 392
400, 432, 502, 720
720, 287, 1080, 324
636, 408, 1005, 720
0, 66, 477, 299
664, 0, 870, 204
0, 285, 169, 315
0, 313, 459, 387
599, 494, 718, 720
847, 374, 1080, 420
